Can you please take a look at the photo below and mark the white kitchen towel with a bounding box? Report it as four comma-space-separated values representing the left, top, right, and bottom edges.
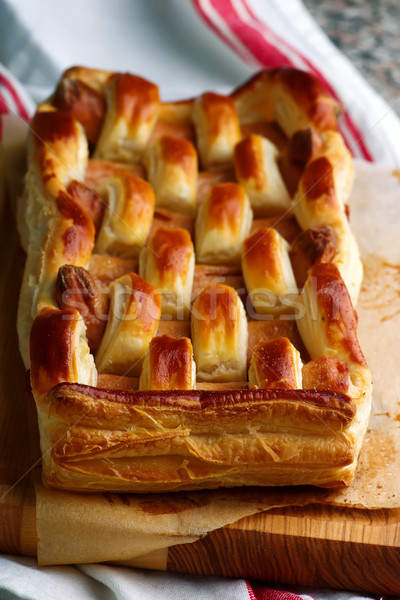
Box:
0, 0, 395, 598
194, 0, 400, 165
0, 555, 377, 600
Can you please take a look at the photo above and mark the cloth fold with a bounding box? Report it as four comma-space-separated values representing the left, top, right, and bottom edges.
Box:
0, 0, 396, 598
0, 556, 377, 600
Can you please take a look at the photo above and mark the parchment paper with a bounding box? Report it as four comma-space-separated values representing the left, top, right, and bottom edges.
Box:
3, 117, 400, 566
320, 161, 400, 508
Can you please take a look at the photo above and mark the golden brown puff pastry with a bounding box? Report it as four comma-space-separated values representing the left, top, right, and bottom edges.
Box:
139, 335, 196, 391
297, 262, 367, 370
95, 272, 161, 377
55, 65, 112, 95
17, 110, 93, 368
294, 156, 345, 230
87, 253, 138, 288
94, 173, 155, 258
18, 66, 372, 494
293, 155, 362, 304
302, 356, 351, 395
36, 383, 357, 492
316, 131, 354, 210
30, 307, 97, 397
234, 134, 291, 216
67, 180, 106, 232
248, 338, 303, 390
84, 158, 145, 188
192, 92, 241, 169
289, 226, 338, 289
247, 320, 309, 366
157, 97, 193, 125
242, 227, 297, 315
94, 72, 160, 162
195, 182, 253, 266
287, 127, 323, 168
231, 68, 338, 135
191, 284, 248, 382
139, 227, 195, 319
143, 135, 198, 215
53, 77, 106, 147
296, 262, 371, 481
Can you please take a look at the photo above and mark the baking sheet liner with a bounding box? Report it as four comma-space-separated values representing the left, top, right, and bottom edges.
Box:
2, 116, 400, 565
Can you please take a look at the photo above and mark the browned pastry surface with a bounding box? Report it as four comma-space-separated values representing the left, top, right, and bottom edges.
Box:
36, 383, 357, 492
248, 337, 302, 390
18, 65, 371, 493
140, 335, 195, 391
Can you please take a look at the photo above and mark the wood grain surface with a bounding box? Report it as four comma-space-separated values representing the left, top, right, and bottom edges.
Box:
168, 506, 400, 594
1, 164, 400, 595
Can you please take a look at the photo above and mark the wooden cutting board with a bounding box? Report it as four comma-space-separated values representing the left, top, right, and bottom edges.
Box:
1, 177, 400, 596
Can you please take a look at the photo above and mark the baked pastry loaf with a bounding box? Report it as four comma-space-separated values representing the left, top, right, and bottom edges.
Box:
17, 66, 372, 493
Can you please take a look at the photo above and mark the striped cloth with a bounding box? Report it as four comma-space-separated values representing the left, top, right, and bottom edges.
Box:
0, 555, 374, 600
0, 64, 34, 136
193, 0, 373, 160
192, 0, 400, 165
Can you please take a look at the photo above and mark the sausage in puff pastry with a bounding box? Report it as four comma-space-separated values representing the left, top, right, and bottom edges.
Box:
17, 66, 371, 493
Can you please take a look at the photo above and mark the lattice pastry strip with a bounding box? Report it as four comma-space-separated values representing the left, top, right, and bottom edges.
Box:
17, 66, 372, 493
234, 133, 291, 215
195, 182, 253, 265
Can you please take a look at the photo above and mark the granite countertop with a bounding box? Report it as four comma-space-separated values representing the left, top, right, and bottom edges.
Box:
304, 0, 400, 114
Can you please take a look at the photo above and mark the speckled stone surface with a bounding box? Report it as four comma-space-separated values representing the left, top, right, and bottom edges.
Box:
304, 0, 400, 114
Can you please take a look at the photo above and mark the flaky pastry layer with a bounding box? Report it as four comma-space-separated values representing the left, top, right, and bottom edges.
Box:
37, 383, 357, 492
18, 65, 372, 494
